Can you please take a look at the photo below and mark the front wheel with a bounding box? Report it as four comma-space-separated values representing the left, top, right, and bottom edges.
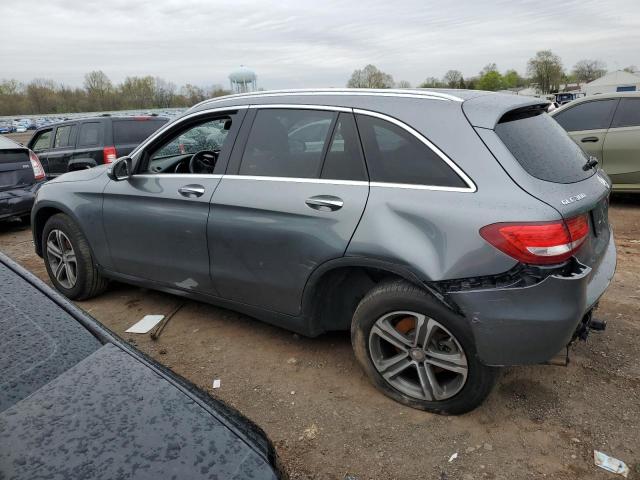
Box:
42, 213, 108, 300
351, 280, 498, 415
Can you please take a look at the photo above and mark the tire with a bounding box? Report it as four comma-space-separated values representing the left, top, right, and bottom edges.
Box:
351, 280, 498, 415
42, 213, 108, 300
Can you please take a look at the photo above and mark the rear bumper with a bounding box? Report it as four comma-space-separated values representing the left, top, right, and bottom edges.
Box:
448, 230, 617, 366
0, 183, 42, 220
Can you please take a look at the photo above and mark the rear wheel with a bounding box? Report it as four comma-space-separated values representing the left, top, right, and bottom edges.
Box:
42, 213, 108, 300
351, 280, 498, 415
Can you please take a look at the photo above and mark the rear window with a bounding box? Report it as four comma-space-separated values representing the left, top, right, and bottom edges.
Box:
112, 119, 167, 145
0, 149, 29, 164
496, 109, 593, 184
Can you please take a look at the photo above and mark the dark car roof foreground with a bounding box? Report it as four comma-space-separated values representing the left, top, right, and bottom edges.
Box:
0, 252, 282, 480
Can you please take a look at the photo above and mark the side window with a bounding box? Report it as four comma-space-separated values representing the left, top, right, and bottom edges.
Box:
144, 116, 234, 174
53, 125, 77, 148
553, 100, 617, 132
77, 122, 101, 147
239, 109, 335, 178
611, 98, 640, 128
355, 114, 467, 188
321, 113, 367, 181
31, 129, 52, 152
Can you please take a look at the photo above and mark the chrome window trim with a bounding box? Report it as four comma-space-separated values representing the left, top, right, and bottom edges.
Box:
369, 182, 473, 192
132, 174, 223, 179
353, 108, 477, 193
223, 175, 368, 187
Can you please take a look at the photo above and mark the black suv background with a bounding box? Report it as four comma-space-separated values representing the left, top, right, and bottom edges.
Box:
27, 115, 168, 177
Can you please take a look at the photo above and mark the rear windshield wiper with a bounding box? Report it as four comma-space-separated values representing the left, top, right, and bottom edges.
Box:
582, 156, 599, 171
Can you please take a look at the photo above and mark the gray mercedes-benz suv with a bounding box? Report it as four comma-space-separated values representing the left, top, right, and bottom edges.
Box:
31, 89, 616, 414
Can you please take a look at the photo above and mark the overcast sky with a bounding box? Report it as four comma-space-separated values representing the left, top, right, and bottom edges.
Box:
2, 0, 638, 89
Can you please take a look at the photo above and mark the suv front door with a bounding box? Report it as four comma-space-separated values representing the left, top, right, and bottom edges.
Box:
209, 107, 369, 316
102, 110, 245, 292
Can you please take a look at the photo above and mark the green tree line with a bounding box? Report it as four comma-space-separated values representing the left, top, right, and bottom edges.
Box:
347, 51, 637, 94
0, 70, 230, 116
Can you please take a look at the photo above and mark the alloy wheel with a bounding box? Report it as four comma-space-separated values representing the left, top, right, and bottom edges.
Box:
46, 229, 78, 289
368, 311, 468, 401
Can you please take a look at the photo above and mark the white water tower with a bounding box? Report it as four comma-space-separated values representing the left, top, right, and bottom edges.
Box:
229, 66, 257, 93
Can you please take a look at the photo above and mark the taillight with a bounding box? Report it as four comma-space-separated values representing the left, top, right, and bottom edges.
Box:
480, 214, 589, 265
103, 146, 117, 164
29, 150, 46, 180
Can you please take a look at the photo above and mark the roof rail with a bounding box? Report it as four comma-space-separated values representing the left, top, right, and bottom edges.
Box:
191, 88, 464, 110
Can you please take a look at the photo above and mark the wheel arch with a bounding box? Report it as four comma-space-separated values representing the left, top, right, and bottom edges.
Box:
33, 202, 93, 259
301, 257, 453, 336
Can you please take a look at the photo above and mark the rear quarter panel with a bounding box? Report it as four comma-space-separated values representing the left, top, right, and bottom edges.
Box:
347, 99, 561, 281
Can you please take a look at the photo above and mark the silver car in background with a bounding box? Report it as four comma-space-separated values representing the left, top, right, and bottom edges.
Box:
31, 89, 616, 414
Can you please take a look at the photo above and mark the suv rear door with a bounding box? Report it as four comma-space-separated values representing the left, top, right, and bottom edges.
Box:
602, 97, 640, 187
552, 98, 619, 164
69, 120, 105, 170
209, 107, 369, 316
47, 123, 78, 176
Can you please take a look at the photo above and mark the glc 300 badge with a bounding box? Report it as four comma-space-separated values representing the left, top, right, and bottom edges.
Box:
561, 193, 586, 205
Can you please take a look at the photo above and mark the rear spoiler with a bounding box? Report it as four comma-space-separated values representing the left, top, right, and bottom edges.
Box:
462, 93, 550, 129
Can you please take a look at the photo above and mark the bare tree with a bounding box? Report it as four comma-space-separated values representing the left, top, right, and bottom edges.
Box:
84, 70, 113, 109
396, 80, 411, 88
572, 60, 607, 83
527, 50, 564, 94
443, 70, 463, 88
419, 77, 445, 88
347, 65, 394, 88
623, 65, 638, 74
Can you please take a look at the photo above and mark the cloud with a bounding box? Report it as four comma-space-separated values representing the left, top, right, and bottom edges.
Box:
1, 0, 638, 88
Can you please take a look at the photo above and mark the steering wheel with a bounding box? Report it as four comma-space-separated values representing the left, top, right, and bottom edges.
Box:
188, 150, 218, 174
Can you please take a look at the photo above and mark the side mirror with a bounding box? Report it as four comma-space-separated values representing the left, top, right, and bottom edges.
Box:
107, 156, 132, 181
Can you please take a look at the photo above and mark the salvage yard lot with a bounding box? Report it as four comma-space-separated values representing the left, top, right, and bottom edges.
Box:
1, 195, 639, 479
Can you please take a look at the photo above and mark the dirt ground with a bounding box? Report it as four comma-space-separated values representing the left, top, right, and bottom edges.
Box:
1, 136, 638, 478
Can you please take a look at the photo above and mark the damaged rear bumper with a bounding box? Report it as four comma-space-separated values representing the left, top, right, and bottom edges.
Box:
446, 231, 616, 366
0, 183, 41, 220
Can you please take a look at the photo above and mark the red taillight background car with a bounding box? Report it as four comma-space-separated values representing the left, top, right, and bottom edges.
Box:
103, 146, 117, 164
29, 150, 46, 181
480, 214, 589, 265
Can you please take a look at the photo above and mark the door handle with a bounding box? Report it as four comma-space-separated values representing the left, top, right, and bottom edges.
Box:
178, 184, 205, 198
581, 136, 599, 143
305, 195, 344, 212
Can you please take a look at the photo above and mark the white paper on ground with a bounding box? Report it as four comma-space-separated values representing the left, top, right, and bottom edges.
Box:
213, 379, 221, 389
125, 315, 165, 334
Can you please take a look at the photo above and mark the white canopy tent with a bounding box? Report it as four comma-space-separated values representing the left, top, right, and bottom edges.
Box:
585, 71, 640, 96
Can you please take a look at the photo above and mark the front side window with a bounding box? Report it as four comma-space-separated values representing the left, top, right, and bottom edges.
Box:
355, 114, 466, 188
239, 109, 335, 178
553, 100, 617, 132
144, 116, 233, 174
54, 125, 76, 148
31, 129, 52, 152
611, 98, 640, 128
